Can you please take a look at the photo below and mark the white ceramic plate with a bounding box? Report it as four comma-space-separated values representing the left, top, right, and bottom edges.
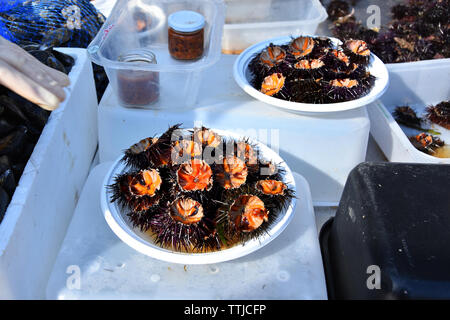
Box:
100, 129, 297, 265
233, 35, 390, 114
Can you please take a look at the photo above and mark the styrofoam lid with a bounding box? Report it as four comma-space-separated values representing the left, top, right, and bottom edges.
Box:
168, 10, 205, 33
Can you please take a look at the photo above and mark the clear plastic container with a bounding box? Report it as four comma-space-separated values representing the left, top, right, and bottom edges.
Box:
222, 0, 328, 54
368, 58, 450, 163
88, 0, 225, 109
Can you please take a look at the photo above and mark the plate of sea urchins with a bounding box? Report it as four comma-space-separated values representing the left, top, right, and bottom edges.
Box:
234, 35, 389, 114
101, 125, 297, 264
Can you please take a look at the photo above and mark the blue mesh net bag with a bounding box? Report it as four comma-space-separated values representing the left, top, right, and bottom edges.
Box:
0, 0, 105, 48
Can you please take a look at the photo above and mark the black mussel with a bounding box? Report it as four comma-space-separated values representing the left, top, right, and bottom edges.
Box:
28, 50, 53, 65
13, 141, 35, 164
0, 118, 16, 137
0, 169, 16, 197
0, 95, 29, 124
18, 41, 42, 52
40, 28, 72, 50
92, 63, 109, 102
28, 50, 67, 74
6, 92, 50, 130
63, 29, 92, 48
50, 49, 75, 72
0, 187, 10, 224
0, 156, 10, 175
12, 162, 26, 182
0, 126, 28, 158
45, 55, 67, 74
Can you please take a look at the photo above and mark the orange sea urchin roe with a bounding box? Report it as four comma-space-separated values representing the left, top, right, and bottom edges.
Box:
294, 59, 311, 69
260, 46, 287, 67
332, 50, 350, 65
330, 78, 359, 88
169, 197, 204, 225
415, 133, 433, 147
130, 137, 158, 154
256, 180, 287, 195
177, 160, 213, 191
290, 36, 315, 57
230, 195, 269, 232
294, 59, 324, 70
194, 128, 221, 148
216, 156, 248, 190
129, 169, 162, 197
261, 73, 285, 96
236, 141, 257, 165
173, 140, 202, 159
346, 40, 370, 56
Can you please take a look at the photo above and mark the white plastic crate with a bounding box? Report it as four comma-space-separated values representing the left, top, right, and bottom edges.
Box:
222, 0, 328, 54
368, 59, 450, 163
98, 54, 370, 206
0, 48, 98, 299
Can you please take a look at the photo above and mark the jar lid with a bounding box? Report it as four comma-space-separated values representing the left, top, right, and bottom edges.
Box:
168, 10, 205, 33
118, 49, 157, 65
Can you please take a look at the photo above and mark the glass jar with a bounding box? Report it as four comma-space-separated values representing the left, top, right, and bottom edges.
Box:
168, 10, 205, 60
117, 49, 159, 107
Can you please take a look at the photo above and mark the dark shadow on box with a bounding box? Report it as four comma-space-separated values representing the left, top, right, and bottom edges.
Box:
319, 162, 450, 300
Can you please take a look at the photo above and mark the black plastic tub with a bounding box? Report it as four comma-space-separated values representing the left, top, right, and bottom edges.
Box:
320, 162, 450, 300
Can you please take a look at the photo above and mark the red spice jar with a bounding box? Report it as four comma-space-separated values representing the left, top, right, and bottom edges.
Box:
117, 49, 159, 107
168, 10, 205, 60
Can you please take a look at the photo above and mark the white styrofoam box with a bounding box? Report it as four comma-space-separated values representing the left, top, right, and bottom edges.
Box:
368, 59, 450, 163
0, 48, 98, 299
46, 162, 327, 300
222, 0, 327, 54
98, 54, 370, 206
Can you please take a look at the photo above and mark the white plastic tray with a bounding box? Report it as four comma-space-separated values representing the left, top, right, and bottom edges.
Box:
222, 0, 327, 54
101, 129, 297, 265
368, 58, 450, 163
46, 162, 327, 300
234, 35, 389, 114
0, 48, 98, 299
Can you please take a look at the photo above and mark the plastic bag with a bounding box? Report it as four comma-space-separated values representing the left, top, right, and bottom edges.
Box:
0, 0, 105, 47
